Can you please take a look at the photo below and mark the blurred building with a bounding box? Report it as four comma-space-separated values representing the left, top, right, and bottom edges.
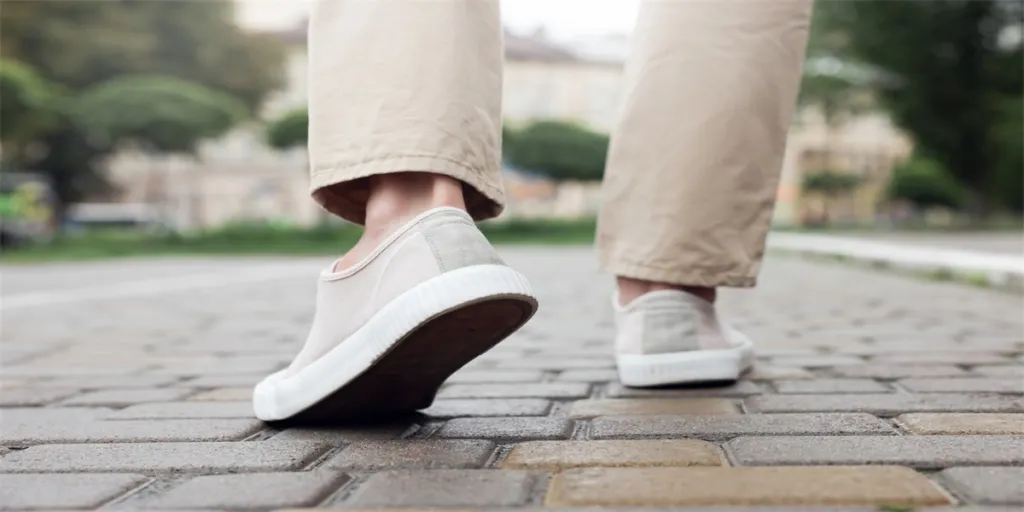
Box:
104, 21, 910, 229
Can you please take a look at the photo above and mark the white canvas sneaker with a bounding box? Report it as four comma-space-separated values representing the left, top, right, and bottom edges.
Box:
253, 207, 537, 423
614, 290, 753, 387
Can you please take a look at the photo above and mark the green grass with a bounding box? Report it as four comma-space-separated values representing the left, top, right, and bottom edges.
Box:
0, 217, 599, 263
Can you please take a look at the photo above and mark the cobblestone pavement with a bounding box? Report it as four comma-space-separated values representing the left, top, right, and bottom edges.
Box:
2, 247, 1023, 511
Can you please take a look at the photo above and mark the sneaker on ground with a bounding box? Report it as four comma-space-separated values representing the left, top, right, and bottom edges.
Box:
614, 290, 753, 387
253, 207, 538, 423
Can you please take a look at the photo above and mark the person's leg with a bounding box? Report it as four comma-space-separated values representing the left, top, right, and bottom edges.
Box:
254, 0, 537, 423
598, 0, 812, 386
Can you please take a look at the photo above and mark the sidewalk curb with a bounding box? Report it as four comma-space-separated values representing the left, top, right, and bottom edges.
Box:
768, 233, 1024, 294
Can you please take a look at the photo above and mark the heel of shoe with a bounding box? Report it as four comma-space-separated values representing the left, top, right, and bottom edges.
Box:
617, 344, 751, 387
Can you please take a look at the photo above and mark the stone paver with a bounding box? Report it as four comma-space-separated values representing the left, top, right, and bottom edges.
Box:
0, 473, 149, 509
896, 413, 1024, 435
747, 393, 1023, 416
545, 466, 951, 506
940, 467, 1024, 505
188, 387, 253, 401
591, 413, 894, 441
140, 472, 349, 509
269, 424, 412, 443
569, 398, 739, 418
420, 398, 551, 418
346, 470, 534, 507
0, 418, 263, 444
728, 435, 1024, 468
4, 250, 1024, 509
899, 377, 1024, 394
107, 401, 255, 419
436, 417, 573, 440
437, 383, 590, 399
499, 440, 723, 469
0, 388, 78, 406
327, 440, 495, 470
830, 364, 971, 379
0, 441, 328, 473
607, 381, 762, 398
774, 379, 891, 394
62, 388, 195, 407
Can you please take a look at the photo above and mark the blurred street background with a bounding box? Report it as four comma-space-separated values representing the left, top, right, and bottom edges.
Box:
0, 0, 1021, 260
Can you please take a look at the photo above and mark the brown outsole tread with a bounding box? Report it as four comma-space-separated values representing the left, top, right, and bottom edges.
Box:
276, 296, 535, 425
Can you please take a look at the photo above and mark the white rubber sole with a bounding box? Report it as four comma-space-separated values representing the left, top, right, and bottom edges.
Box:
617, 337, 754, 387
253, 264, 535, 422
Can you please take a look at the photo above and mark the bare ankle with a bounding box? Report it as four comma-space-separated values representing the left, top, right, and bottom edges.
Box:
363, 172, 466, 238
334, 173, 466, 271
617, 276, 716, 306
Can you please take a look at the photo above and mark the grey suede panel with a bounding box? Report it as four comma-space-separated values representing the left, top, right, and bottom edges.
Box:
421, 217, 504, 272
641, 299, 701, 354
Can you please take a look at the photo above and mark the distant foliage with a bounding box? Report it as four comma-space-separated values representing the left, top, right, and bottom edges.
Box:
504, 120, 609, 182
266, 108, 309, 150
72, 75, 246, 154
887, 157, 967, 210
0, 59, 58, 143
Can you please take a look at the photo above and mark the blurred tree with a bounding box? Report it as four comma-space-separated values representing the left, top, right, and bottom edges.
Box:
504, 120, 609, 182
812, 0, 1024, 217
802, 170, 862, 224
0, 1, 287, 218
266, 108, 309, 150
72, 75, 247, 228
887, 156, 967, 210
0, 60, 58, 153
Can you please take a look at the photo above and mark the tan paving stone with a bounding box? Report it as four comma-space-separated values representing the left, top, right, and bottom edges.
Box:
499, 440, 724, 470
897, 413, 1024, 435
188, 387, 253, 401
544, 466, 952, 506
569, 398, 739, 419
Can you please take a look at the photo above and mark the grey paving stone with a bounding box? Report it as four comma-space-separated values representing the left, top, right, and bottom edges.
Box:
437, 383, 590, 399
607, 381, 763, 398
940, 467, 1024, 505
0, 473, 149, 509
151, 360, 282, 376
769, 356, 866, 367
0, 388, 78, 406
445, 370, 545, 383
556, 369, 621, 382
327, 440, 496, 470
269, 424, 413, 443
899, 378, 1024, 394
178, 374, 266, 387
495, 358, 616, 370
141, 472, 348, 509
969, 365, 1024, 377
62, 388, 195, 407
747, 394, 1023, 417
728, 436, 1024, 468
0, 441, 328, 473
743, 365, 815, 380
591, 413, 895, 441
0, 419, 263, 445
873, 353, 1014, 365
0, 407, 111, 423
774, 379, 892, 394
37, 375, 182, 389
106, 401, 254, 419
346, 469, 534, 507
437, 417, 573, 441
420, 398, 552, 418
829, 364, 971, 379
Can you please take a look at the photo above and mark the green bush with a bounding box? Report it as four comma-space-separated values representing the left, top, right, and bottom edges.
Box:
802, 169, 862, 196
887, 157, 967, 210
266, 108, 309, 150
504, 120, 609, 182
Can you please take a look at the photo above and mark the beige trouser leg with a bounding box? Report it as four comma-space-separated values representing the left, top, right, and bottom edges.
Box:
307, 0, 504, 224
597, 0, 813, 287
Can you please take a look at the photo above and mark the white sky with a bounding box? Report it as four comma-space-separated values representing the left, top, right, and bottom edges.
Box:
236, 0, 639, 39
